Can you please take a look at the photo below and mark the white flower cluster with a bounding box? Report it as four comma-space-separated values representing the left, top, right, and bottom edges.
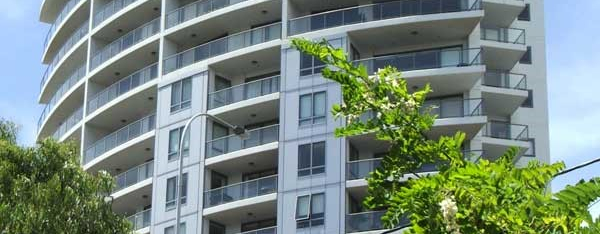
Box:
439, 195, 461, 234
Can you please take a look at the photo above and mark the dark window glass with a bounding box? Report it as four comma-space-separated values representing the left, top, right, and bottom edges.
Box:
520, 46, 532, 64
522, 90, 533, 108
518, 4, 531, 21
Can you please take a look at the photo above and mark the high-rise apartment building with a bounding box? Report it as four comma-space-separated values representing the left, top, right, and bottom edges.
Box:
37, 0, 548, 233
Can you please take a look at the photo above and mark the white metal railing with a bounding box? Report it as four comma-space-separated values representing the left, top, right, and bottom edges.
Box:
206, 124, 279, 158
113, 161, 154, 193
84, 114, 156, 164
87, 63, 158, 114
204, 175, 277, 207
127, 209, 151, 230
51, 106, 83, 140
90, 18, 160, 70
166, 0, 249, 29
208, 75, 280, 109
43, 0, 85, 49
93, 0, 139, 27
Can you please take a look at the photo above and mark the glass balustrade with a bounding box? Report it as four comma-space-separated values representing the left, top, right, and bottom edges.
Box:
43, 0, 84, 49
41, 21, 89, 90
166, 0, 249, 29
87, 63, 158, 114
114, 161, 154, 193
38, 64, 87, 132
127, 209, 151, 230
422, 98, 484, 118
94, 0, 139, 27
206, 124, 279, 158
289, 0, 482, 35
483, 71, 527, 90
204, 175, 277, 207
482, 121, 529, 141
52, 106, 83, 140
208, 75, 280, 110
347, 158, 381, 180
90, 18, 160, 70
163, 23, 281, 74
481, 27, 526, 44
346, 211, 386, 233
239, 227, 277, 234
84, 114, 156, 164
354, 48, 482, 75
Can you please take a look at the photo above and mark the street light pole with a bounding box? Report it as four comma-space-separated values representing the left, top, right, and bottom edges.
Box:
174, 113, 246, 234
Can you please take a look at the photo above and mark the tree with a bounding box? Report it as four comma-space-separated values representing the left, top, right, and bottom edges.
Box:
0, 119, 132, 233
291, 39, 600, 233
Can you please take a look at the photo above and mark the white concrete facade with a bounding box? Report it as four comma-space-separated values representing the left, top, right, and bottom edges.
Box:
37, 0, 548, 233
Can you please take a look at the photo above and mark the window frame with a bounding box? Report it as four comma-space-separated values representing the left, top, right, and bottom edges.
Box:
170, 77, 192, 113
168, 127, 190, 161
165, 173, 188, 210
299, 91, 327, 126
164, 222, 186, 234
298, 141, 326, 177
300, 52, 326, 76
295, 193, 326, 229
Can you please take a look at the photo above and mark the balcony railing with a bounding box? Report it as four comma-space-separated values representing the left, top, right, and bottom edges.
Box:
38, 64, 87, 132
354, 48, 482, 75
204, 175, 277, 207
289, 0, 482, 35
127, 209, 151, 230
346, 211, 386, 233
208, 75, 280, 110
483, 71, 527, 90
239, 226, 277, 234
422, 98, 484, 118
93, 0, 139, 27
51, 106, 83, 140
114, 161, 154, 193
206, 124, 279, 158
90, 18, 160, 70
464, 150, 485, 163
166, 0, 249, 29
41, 21, 89, 90
481, 27, 526, 45
43, 0, 84, 49
84, 114, 156, 164
482, 121, 529, 141
347, 158, 381, 180
163, 22, 281, 74
87, 63, 158, 114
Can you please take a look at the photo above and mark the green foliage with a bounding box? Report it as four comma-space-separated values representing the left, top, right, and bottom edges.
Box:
0, 121, 132, 233
291, 38, 600, 233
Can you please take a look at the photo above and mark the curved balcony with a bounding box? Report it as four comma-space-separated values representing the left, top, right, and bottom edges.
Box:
93, 0, 141, 28
38, 65, 86, 132
355, 48, 482, 75
87, 63, 158, 114
113, 160, 153, 193
51, 106, 83, 140
206, 124, 279, 158
166, 0, 250, 29
84, 114, 156, 165
288, 0, 482, 36
481, 71, 529, 116
204, 175, 277, 208
40, 21, 88, 93
127, 209, 151, 232
90, 18, 160, 71
208, 75, 280, 110
43, 0, 85, 50
163, 22, 281, 74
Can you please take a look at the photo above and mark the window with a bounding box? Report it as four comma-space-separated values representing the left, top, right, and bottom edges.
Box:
518, 4, 531, 21
168, 127, 190, 161
166, 174, 188, 210
209, 221, 226, 234
171, 78, 192, 112
522, 90, 533, 108
520, 46, 532, 64
525, 138, 536, 157
164, 223, 186, 234
300, 53, 326, 76
296, 193, 325, 229
298, 142, 326, 177
299, 92, 326, 126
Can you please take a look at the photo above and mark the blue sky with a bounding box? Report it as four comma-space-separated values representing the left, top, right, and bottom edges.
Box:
0, 0, 598, 211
